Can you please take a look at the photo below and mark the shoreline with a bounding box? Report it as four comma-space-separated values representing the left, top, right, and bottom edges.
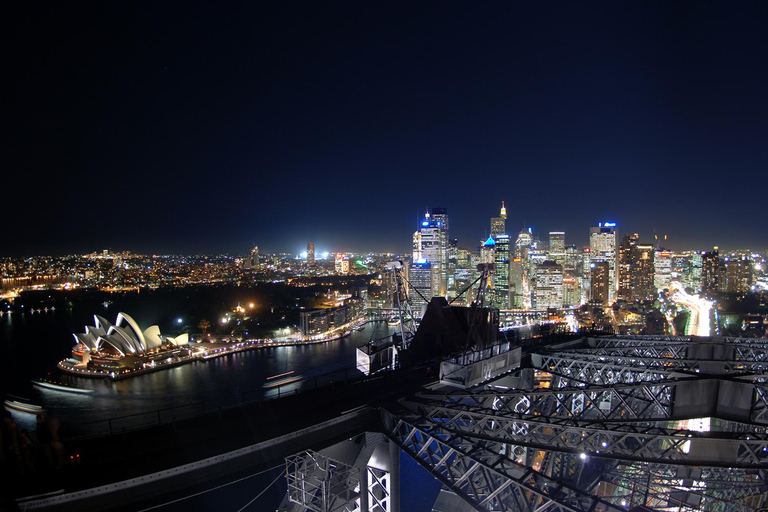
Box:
57, 319, 381, 380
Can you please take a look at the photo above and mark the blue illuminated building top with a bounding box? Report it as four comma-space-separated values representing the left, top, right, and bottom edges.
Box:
484, 237, 496, 246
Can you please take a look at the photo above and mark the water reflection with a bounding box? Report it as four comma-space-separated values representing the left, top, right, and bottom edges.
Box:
5, 312, 392, 437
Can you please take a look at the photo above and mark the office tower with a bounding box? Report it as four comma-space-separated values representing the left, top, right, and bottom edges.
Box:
589, 222, 618, 303
490, 201, 507, 238
430, 207, 449, 296
724, 257, 753, 293
250, 246, 259, 267
446, 238, 458, 300
633, 244, 656, 300
562, 272, 578, 307
689, 252, 703, 291
515, 228, 533, 262
413, 209, 449, 298
701, 250, 722, 295
618, 233, 638, 301
548, 232, 565, 266
510, 258, 524, 308
307, 242, 315, 266
453, 247, 474, 305
491, 235, 511, 309
653, 249, 672, 292
590, 261, 610, 303
409, 260, 432, 316
533, 260, 563, 309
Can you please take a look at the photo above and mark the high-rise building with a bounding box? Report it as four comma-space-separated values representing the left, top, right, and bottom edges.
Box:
633, 244, 656, 300
724, 257, 753, 293
491, 235, 511, 309
653, 249, 672, 292
562, 272, 578, 307
490, 201, 507, 238
589, 222, 618, 303
413, 208, 449, 298
533, 260, 563, 310
618, 233, 638, 301
548, 232, 565, 266
409, 260, 432, 316
701, 250, 722, 295
307, 242, 315, 266
689, 252, 703, 292
250, 246, 259, 267
515, 229, 533, 262
590, 261, 610, 304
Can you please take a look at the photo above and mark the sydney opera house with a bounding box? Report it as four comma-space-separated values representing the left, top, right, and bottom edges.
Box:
62, 312, 191, 376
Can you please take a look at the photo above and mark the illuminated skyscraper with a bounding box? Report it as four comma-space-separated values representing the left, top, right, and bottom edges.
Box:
250, 246, 259, 267
633, 244, 656, 300
413, 208, 449, 298
724, 256, 753, 293
653, 249, 672, 292
617, 233, 638, 301
562, 272, 578, 307
409, 260, 432, 316
307, 242, 315, 266
490, 201, 507, 238
514, 229, 533, 263
590, 260, 610, 303
589, 222, 618, 303
491, 235, 511, 309
701, 250, 722, 295
533, 260, 563, 309
431, 207, 449, 295
548, 232, 565, 265
689, 252, 703, 291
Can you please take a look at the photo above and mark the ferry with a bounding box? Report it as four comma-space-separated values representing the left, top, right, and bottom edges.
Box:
32, 378, 94, 394
4, 398, 44, 414
387, 318, 400, 327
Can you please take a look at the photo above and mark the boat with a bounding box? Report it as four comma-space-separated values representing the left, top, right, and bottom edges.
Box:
387, 318, 400, 327
4, 399, 44, 414
32, 378, 94, 394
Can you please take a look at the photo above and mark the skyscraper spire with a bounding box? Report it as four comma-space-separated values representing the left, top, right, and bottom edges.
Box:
500, 200, 507, 219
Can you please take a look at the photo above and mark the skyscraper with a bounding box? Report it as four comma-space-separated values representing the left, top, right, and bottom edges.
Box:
490, 201, 507, 238
589, 222, 618, 303
413, 208, 449, 298
653, 249, 672, 292
590, 261, 610, 304
548, 232, 565, 266
633, 244, 656, 300
724, 257, 753, 293
430, 207, 449, 296
491, 235, 511, 309
250, 246, 259, 267
617, 233, 638, 301
701, 250, 722, 295
409, 260, 432, 316
307, 242, 315, 266
533, 260, 563, 309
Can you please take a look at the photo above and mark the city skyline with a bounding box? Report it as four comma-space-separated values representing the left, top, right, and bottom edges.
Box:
6, 3, 767, 256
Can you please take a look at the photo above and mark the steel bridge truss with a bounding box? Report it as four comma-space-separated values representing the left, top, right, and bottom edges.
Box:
382, 336, 768, 511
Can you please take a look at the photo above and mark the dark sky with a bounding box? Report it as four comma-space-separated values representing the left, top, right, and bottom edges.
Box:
5, 2, 767, 256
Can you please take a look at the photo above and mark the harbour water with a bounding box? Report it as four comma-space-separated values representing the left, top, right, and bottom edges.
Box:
1, 299, 393, 437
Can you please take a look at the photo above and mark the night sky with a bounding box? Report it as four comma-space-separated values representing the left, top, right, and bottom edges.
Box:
5, 2, 767, 257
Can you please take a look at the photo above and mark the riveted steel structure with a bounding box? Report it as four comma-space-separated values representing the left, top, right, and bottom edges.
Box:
383, 335, 768, 511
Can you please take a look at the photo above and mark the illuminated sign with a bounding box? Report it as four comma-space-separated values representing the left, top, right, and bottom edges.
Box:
422, 221, 429, 226
603, 222, 616, 227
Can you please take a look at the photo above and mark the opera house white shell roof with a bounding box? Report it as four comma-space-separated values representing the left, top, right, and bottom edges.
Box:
73, 312, 188, 357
